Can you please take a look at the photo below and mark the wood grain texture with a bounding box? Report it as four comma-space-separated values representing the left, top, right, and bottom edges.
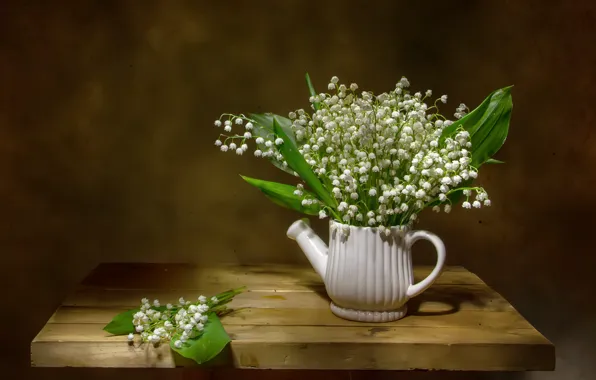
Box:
30, 264, 555, 370
80, 264, 485, 289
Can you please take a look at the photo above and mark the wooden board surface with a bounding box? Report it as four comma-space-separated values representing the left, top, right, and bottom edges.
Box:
31, 263, 555, 371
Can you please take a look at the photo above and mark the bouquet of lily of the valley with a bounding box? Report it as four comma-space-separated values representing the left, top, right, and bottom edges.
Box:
214, 74, 512, 233
103, 287, 245, 365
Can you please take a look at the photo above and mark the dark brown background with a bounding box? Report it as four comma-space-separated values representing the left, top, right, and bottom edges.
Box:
2, 0, 595, 379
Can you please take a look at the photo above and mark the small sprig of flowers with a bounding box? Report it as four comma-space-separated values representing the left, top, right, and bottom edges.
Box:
127, 288, 243, 348
213, 76, 491, 230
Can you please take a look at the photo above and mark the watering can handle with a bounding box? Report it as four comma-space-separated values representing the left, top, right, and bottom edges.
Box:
405, 230, 446, 299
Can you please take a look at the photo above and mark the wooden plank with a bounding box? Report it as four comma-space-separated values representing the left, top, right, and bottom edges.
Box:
31, 323, 554, 370
33, 323, 551, 345
49, 305, 534, 329
31, 341, 176, 368
228, 341, 554, 371
81, 264, 484, 289
31, 340, 554, 370
62, 285, 514, 312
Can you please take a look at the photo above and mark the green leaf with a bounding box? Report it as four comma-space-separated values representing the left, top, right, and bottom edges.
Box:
440, 86, 510, 142
439, 86, 513, 167
248, 113, 296, 144
171, 313, 231, 365
103, 309, 138, 335
485, 158, 505, 164
273, 117, 337, 209
248, 113, 296, 175
103, 306, 167, 335
305, 72, 320, 111
470, 89, 512, 167
240, 175, 320, 215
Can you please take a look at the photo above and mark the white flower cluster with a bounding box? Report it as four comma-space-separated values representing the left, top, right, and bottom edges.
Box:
213, 117, 254, 156
128, 295, 219, 348
214, 75, 491, 229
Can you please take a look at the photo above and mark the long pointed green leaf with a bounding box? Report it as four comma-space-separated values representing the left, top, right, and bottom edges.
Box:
471, 90, 512, 167
485, 158, 505, 164
439, 86, 513, 167
440, 87, 508, 141
248, 113, 296, 144
273, 117, 337, 209
247, 113, 295, 175
240, 175, 320, 215
305, 73, 321, 111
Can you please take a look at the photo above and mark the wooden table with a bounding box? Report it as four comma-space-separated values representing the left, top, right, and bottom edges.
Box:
31, 264, 555, 371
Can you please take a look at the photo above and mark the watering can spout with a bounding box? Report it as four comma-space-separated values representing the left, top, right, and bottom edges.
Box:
287, 219, 328, 279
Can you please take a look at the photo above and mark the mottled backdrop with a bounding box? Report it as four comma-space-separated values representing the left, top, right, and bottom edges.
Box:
2, 0, 595, 379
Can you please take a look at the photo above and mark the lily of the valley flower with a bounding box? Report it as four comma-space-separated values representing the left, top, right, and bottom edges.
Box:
213, 75, 491, 231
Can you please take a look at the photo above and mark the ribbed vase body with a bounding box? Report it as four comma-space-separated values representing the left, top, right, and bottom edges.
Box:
325, 222, 414, 321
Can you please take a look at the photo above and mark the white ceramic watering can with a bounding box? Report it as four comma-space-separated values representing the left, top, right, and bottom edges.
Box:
287, 218, 446, 322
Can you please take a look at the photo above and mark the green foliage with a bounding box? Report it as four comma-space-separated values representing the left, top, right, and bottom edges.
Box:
305, 73, 321, 111
230, 76, 514, 220
248, 113, 296, 175
103, 309, 138, 335
240, 175, 321, 215
170, 313, 231, 365
273, 117, 337, 209
440, 86, 513, 167
103, 287, 246, 366
103, 306, 167, 336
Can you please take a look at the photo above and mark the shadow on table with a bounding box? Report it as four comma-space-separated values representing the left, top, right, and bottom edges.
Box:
407, 286, 488, 317
303, 283, 488, 318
